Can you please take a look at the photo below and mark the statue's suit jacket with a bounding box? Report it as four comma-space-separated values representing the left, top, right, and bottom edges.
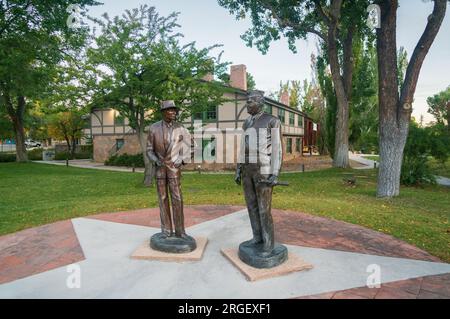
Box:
146, 120, 190, 179
238, 112, 283, 176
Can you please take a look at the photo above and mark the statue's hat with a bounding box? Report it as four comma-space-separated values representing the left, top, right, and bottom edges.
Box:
248, 90, 265, 102
160, 100, 179, 111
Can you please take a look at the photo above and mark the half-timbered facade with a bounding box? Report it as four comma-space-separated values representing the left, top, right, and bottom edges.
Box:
84, 64, 319, 168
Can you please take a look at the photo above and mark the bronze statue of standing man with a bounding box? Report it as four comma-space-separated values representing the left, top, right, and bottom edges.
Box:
235, 90, 288, 268
146, 100, 196, 253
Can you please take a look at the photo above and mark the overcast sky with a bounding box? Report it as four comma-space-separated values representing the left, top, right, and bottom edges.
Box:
87, 0, 450, 124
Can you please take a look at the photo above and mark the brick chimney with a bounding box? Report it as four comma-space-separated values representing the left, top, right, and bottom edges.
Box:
280, 89, 290, 106
202, 73, 214, 82
230, 64, 247, 91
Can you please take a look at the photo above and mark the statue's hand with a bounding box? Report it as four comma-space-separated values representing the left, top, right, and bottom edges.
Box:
173, 158, 183, 168
234, 169, 242, 185
154, 159, 163, 167
267, 174, 278, 186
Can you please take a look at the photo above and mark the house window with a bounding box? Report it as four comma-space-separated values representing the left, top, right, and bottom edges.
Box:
114, 112, 125, 126
286, 138, 292, 154
206, 105, 217, 121
116, 139, 124, 151
298, 115, 303, 127
193, 105, 217, 121
278, 109, 285, 123
289, 113, 295, 126
263, 104, 272, 114
296, 138, 301, 152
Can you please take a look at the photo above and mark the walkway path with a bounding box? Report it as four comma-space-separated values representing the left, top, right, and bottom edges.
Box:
349, 153, 450, 187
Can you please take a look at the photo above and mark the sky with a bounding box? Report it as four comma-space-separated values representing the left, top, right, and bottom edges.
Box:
86, 0, 450, 124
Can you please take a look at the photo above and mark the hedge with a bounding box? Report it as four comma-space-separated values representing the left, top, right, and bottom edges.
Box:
105, 153, 145, 167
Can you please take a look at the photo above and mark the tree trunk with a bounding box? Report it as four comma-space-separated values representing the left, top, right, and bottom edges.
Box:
12, 114, 28, 162
377, 115, 409, 197
327, 20, 350, 168
70, 138, 77, 160
11, 96, 28, 162
376, 0, 403, 198
138, 130, 154, 187
333, 99, 350, 167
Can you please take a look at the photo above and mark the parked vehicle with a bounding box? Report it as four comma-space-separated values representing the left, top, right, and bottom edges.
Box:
25, 140, 41, 148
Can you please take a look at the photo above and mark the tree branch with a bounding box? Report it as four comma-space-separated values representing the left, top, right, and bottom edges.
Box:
312, 0, 331, 25
400, 0, 447, 108
261, 1, 326, 41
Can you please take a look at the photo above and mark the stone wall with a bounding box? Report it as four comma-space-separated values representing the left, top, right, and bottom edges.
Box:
93, 134, 141, 163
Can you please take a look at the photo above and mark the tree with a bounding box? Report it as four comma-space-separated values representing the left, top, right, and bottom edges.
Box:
317, 54, 337, 157
48, 111, 85, 159
375, 0, 447, 198
0, 0, 98, 162
349, 38, 378, 154
427, 86, 450, 131
88, 6, 228, 186
0, 107, 13, 140
246, 72, 257, 90
218, 0, 370, 168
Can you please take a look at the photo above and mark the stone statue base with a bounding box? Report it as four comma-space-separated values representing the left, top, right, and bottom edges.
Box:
238, 240, 288, 269
150, 232, 197, 254
222, 248, 313, 281
131, 237, 207, 262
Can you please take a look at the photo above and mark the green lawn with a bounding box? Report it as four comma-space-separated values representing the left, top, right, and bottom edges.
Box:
1, 162, 449, 262
362, 155, 379, 162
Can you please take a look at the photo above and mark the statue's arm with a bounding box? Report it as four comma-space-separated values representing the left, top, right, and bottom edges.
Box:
270, 118, 283, 177
146, 127, 161, 165
177, 125, 191, 166
235, 120, 248, 185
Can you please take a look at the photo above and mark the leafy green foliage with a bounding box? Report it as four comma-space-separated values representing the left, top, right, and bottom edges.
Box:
401, 121, 436, 186
0, 0, 99, 160
88, 5, 229, 131
427, 86, 450, 128
105, 153, 145, 168
349, 40, 378, 153
317, 55, 337, 158
0, 152, 15, 162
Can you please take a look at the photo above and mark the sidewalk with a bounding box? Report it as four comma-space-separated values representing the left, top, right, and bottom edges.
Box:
32, 159, 234, 174
33, 159, 145, 173
348, 153, 450, 187
348, 153, 378, 170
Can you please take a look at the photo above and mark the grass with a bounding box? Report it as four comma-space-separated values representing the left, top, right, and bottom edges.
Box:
362, 155, 379, 162
0, 162, 449, 262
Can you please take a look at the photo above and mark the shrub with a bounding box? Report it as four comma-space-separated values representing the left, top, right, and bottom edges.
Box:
401, 122, 436, 186
105, 153, 144, 167
54, 151, 92, 160
27, 148, 43, 160
0, 153, 16, 162
401, 155, 436, 186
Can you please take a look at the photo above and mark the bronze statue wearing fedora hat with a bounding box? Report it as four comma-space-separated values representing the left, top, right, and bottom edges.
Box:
146, 100, 196, 253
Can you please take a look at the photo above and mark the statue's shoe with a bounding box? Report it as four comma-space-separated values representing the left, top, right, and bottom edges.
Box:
238, 242, 288, 269
150, 232, 197, 253
240, 238, 263, 247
